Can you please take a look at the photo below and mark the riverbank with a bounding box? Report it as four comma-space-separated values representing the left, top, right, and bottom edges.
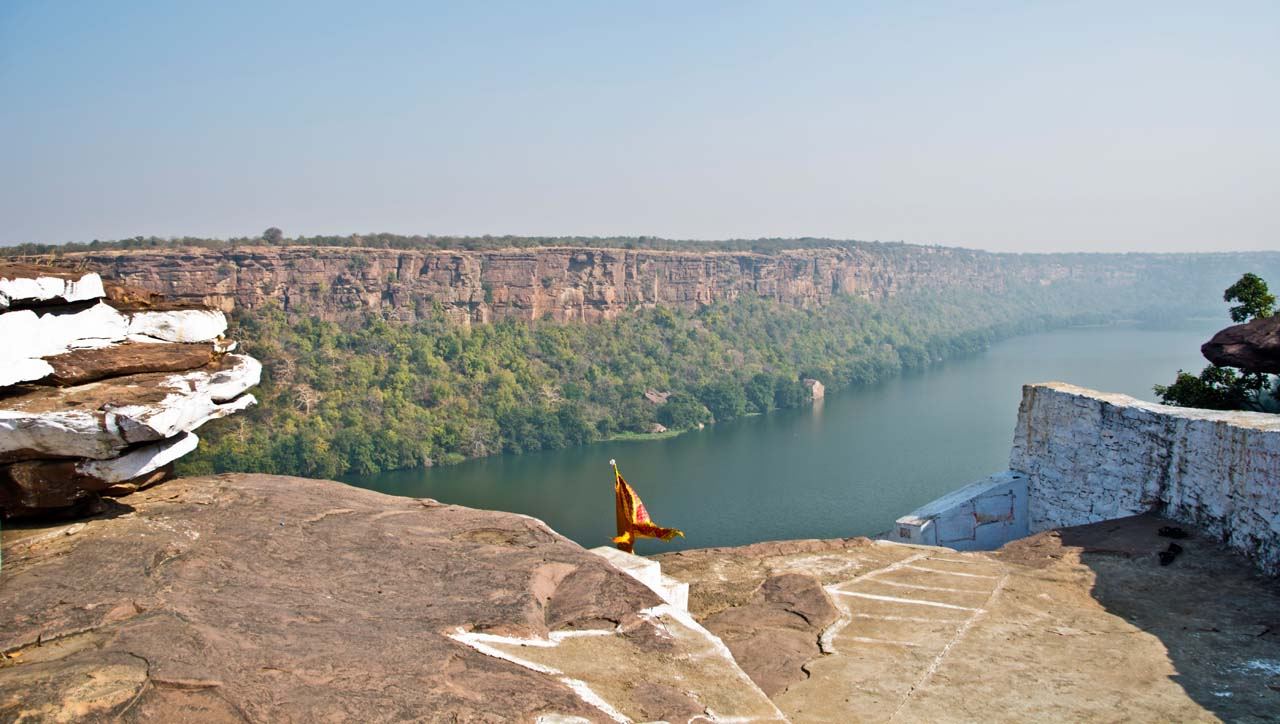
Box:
343, 320, 1221, 551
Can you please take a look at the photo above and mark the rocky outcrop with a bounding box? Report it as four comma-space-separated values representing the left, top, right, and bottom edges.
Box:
48, 244, 1112, 325
0, 264, 258, 518
1202, 315, 1280, 374
0, 474, 782, 722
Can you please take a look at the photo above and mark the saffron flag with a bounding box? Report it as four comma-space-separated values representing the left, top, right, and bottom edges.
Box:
611, 459, 683, 553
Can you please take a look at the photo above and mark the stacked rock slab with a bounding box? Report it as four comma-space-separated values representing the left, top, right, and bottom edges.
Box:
0, 264, 259, 517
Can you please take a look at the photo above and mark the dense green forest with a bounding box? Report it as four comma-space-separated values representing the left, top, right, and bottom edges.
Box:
3, 232, 915, 257
177, 281, 1114, 479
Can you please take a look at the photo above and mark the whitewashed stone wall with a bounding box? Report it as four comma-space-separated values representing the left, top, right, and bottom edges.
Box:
889, 471, 1028, 550
1011, 382, 1280, 573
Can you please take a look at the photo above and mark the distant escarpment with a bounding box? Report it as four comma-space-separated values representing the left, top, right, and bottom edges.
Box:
48, 244, 1153, 325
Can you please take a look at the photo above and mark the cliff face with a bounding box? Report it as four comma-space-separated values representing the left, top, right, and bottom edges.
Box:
62, 245, 1090, 324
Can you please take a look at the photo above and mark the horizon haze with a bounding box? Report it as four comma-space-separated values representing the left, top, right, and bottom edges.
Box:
2, 1, 1277, 253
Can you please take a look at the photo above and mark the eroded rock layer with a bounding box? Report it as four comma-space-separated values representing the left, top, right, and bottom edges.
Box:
55, 245, 1136, 324
0, 264, 258, 518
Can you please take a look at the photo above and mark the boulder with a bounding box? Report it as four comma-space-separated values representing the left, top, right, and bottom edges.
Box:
1202, 315, 1280, 375
0, 354, 259, 462
0, 264, 104, 310
0, 458, 173, 518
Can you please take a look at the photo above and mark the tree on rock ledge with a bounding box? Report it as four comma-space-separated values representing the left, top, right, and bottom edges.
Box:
263, 227, 284, 244
1155, 273, 1278, 412
1224, 273, 1276, 323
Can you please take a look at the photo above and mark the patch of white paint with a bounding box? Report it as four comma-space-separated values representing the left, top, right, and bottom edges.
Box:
830, 591, 983, 612
0, 270, 104, 309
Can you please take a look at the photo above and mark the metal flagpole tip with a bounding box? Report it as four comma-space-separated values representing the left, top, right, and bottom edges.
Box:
609, 459, 616, 467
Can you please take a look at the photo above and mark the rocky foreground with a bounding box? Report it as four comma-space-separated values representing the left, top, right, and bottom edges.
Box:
0, 264, 258, 518
3, 474, 1279, 723
0, 474, 780, 722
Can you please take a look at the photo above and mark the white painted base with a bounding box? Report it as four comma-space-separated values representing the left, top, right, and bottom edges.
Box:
587, 546, 689, 610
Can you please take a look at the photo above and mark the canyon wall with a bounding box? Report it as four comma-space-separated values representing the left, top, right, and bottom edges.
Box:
1010, 382, 1280, 573
52, 244, 1110, 324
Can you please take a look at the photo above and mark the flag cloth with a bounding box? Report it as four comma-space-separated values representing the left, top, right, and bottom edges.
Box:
612, 461, 683, 553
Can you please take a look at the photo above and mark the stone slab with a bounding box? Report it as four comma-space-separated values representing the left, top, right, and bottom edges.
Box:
657, 519, 1280, 723
37, 342, 215, 386
0, 354, 259, 462
0, 264, 104, 310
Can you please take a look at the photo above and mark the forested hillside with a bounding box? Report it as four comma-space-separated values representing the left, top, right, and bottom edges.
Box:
178, 281, 1115, 478
15, 235, 1276, 480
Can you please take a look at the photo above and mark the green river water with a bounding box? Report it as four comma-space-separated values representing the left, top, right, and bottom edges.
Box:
343, 320, 1220, 553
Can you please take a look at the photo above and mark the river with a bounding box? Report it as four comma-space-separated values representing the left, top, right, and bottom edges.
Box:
343, 320, 1221, 553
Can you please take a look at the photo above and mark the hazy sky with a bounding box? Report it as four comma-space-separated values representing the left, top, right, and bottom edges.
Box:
2, 1, 1277, 252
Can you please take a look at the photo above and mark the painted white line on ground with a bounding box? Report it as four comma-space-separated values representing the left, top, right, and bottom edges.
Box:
852, 613, 968, 625
831, 591, 983, 612
872, 579, 990, 594
843, 635, 922, 648
904, 564, 999, 579
819, 551, 932, 654
924, 556, 993, 566
888, 567, 1011, 723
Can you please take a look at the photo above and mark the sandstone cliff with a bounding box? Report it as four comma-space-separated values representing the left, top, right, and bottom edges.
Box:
56, 245, 1104, 325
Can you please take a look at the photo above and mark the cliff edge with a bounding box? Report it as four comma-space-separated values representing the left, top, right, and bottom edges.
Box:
0, 474, 780, 722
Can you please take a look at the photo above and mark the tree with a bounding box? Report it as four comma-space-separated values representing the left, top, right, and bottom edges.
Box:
263, 227, 284, 244
1155, 273, 1277, 411
745, 372, 776, 413
1223, 273, 1276, 323
698, 380, 748, 422
1153, 366, 1266, 411
657, 393, 711, 429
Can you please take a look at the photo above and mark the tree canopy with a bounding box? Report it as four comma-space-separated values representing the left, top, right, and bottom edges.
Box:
1155, 273, 1278, 412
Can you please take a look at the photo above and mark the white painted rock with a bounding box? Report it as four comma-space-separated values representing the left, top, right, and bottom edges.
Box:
0, 303, 229, 387
0, 354, 260, 461
127, 309, 228, 343
77, 432, 200, 483
0, 268, 104, 310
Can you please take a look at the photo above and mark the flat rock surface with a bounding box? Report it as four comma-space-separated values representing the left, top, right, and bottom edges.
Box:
0, 474, 778, 722
657, 517, 1280, 723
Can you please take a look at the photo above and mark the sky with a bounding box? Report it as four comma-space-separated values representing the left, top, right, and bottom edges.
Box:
1, 1, 1277, 253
